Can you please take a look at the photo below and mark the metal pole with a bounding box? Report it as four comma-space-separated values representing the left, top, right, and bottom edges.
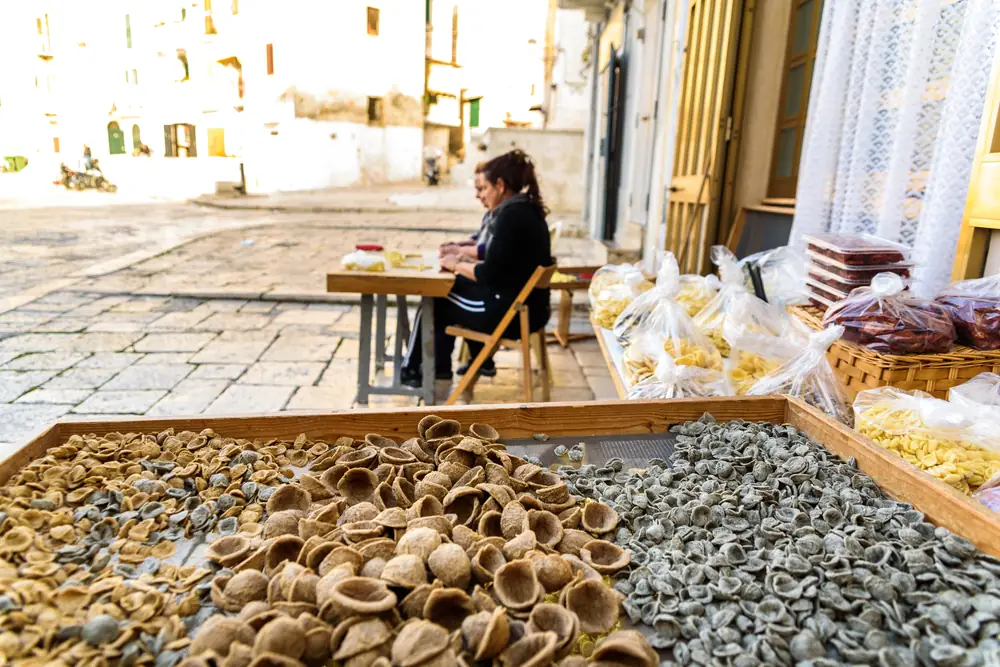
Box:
356, 295, 374, 405
374, 294, 387, 372
421, 296, 436, 406
392, 295, 407, 388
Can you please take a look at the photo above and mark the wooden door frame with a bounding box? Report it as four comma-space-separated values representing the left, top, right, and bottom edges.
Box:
666, 0, 747, 274
718, 0, 756, 249
952, 37, 1000, 279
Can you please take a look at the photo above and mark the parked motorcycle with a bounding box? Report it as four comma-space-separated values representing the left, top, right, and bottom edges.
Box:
423, 147, 442, 186
57, 162, 117, 193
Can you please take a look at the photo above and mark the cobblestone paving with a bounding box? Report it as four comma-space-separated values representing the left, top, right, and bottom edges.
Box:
63, 213, 603, 301
0, 291, 615, 455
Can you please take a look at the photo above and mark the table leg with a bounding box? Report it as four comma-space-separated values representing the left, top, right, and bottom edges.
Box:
374, 294, 387, 372
421, 296, 435, 406
555, 289, 573, 348
392, 295, 407, 388
357, 295, 374, 405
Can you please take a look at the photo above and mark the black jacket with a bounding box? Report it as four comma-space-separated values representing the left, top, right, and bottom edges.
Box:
473, 196, 552, 332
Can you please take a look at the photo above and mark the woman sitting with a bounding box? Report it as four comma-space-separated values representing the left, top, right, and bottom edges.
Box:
401, 150, 552, 388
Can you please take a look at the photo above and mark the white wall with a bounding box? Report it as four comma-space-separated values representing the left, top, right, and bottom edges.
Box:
481, 127, 584, 212
550, 9, 591, 130
1, 0, 425, 191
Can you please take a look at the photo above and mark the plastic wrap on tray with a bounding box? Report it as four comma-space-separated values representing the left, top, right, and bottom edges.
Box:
590, 264, 654, 329
803, 233, 908, 266
950, 372, 1000, 412
694, 246, 797, 357
808, 265, 870, 294
936, 274, 1000, 350
739, 246, 809, 306
854, 387, 1000, 495
613, 253, 720, 362
746, 326, 852, 424
627, 350, 728, 400
822, 273, 955, 355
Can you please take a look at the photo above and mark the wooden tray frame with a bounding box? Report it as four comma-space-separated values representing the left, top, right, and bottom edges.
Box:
9, 397, 1000, 558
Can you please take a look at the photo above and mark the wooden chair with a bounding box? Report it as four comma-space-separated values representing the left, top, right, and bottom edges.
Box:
445, 265, 556, 405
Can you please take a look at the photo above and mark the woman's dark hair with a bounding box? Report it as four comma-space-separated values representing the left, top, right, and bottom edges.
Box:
482, 150, 548, 218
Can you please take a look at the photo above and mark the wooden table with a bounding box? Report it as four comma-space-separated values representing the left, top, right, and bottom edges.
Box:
327, 266, 455, 406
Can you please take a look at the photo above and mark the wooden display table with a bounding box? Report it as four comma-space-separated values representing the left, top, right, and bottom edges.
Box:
16, 396, 1000, 559
327, 266, 455, 406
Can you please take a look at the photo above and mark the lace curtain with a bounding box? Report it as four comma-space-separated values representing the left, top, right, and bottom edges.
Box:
790, 0, 1000, 296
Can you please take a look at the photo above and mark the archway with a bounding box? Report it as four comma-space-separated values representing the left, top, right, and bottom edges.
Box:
107, 121, 125, 155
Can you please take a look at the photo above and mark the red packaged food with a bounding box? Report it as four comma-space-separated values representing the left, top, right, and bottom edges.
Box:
803, 234, 908, 266
807, 251, 912, 282
356, 243, 384, 252
806, 279, 849, 303
936, 275, 1000, 350
808, 268, 865, 295
822, 273, 956, 355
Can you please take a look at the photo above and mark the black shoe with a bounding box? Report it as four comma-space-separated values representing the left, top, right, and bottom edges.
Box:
401, 367, 452, 388
456, 360, 496, 377
400, 367, 421, 388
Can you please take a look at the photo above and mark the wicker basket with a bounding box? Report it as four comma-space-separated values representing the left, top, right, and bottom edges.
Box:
791, 306, 1000, 400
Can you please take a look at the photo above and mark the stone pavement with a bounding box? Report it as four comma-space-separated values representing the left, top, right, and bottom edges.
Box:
63, 214, 605, 302
0, 291, 618, 456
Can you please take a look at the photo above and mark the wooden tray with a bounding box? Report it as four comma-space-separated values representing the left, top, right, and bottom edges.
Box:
11, 397, 1000, 558
792, 305, 1000, 400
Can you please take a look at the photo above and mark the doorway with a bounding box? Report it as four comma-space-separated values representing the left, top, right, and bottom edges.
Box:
107, 121, 126, 155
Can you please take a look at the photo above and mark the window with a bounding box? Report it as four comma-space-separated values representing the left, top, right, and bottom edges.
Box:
132, 124, 142, 151
125, 14, 132, 48
125, 68, 139, 85
367, 96, 384, 126
37, 14, 51, 54
469, 99, 480, 128
53, 137, 60, 153
231, 0, 238, 14
367, 7, 380, 36
768, 0, 823, 199
266, 43, 274, 75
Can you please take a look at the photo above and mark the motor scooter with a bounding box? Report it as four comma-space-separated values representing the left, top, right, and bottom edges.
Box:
423, 147, 442, 186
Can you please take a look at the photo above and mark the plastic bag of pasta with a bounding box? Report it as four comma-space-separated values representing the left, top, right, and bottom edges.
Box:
613, 252, 713, 350
723, 319, 805, 396
341, 249, 386, 272
677, 273, 721, 317
590, 264, 653, 329
694, 246, 791, 356
854, 386, 1000, 495
747, 325, 852, 424
627, 351, 728, 400
949, 372, 1000, 413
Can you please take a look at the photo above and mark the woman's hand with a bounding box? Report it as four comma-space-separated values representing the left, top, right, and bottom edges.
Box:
440, 254, 460, 272
439, 243, 460, 258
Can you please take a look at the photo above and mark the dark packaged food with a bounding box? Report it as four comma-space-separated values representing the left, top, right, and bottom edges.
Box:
808, 267, 866, 295
936, 275, 1000, 350
807, 251, 912, 282
803, 234, 908, 266
807, 279, 849, 303
823, 273, 956, 355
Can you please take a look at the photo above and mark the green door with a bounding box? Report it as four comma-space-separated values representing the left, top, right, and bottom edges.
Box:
107, 122, 126, 155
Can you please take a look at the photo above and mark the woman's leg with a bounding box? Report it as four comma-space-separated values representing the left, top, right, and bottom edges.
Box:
403, 279, 489, 378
